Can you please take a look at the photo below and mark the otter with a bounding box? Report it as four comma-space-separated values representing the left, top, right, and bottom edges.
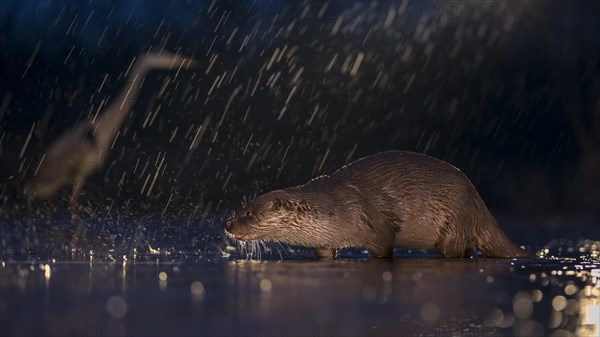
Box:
225, 151, 531, 259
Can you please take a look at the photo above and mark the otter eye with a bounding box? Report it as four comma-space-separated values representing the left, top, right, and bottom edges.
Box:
245, 211, 253, 217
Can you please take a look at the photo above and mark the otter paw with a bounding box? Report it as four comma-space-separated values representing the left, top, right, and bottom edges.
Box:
369, 247, 394, 259
315, 248, 337, 259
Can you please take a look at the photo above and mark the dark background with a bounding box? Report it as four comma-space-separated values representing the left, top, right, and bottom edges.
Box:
0, 1, 599, 235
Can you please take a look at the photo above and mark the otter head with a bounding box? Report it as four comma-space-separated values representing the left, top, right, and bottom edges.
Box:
225, 190, 318, 243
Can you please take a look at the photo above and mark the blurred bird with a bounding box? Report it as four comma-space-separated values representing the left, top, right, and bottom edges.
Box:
25, 50, 197, 218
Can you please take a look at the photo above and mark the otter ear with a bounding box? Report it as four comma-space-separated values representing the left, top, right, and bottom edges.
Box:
272, 199, 282, 210
298, 200, 310, 212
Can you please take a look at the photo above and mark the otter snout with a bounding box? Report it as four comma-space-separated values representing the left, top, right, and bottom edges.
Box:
224, 213, 261, 241
224, 215, 243, 238
225, 217, 233, 230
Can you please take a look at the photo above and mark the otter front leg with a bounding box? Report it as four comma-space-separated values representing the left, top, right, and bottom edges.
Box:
315, 248, 337, 259
365, 226, 395, 258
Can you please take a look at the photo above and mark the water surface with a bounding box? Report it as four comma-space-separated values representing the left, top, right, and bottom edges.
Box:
1, 247, 598, 337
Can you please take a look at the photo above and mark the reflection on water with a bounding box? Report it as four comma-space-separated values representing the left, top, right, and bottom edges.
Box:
0, 241, 598, 337
577, 270, 600, 337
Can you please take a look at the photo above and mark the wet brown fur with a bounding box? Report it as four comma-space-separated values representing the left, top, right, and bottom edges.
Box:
226, 151, 531, 259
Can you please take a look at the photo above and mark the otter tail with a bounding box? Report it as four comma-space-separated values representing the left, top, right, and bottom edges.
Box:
474, 206, 532, 258
475, 225, 531, 258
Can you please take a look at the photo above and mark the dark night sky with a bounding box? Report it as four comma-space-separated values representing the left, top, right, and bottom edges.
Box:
0, 0, 599, 224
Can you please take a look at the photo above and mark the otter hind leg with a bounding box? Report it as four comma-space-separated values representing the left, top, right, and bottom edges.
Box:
463, 245, 477, 258
438, 238, 468, 258
315, 248, 336, 259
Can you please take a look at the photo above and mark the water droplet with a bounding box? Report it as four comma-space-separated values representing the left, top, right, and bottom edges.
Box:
106, 296, 127, 319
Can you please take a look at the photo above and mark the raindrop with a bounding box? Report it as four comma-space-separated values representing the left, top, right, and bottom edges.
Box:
191, 281, 205, 300
552, 296, 567, 311
106, 296, 127, 319
420, 302, 440, 325
362, 286, 376, 301
260, 279, 272, 292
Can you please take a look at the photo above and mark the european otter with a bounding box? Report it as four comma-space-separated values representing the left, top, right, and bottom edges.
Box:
225, 151, 531, 259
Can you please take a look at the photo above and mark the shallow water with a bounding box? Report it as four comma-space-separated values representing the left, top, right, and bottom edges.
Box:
1, 249, 599, 337
0, 214, 598, 337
